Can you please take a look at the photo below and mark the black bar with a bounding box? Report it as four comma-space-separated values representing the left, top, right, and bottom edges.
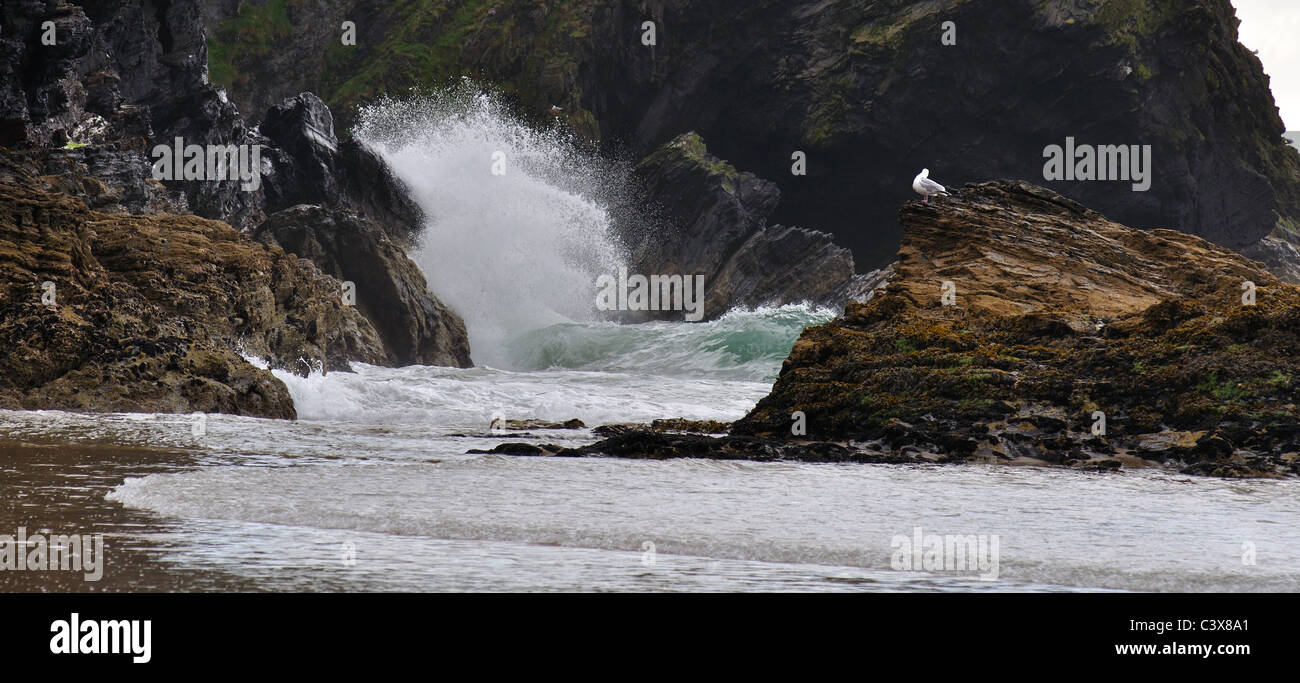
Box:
3, 593, 1288, 672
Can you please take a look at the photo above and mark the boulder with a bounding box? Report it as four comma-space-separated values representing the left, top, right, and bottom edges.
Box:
253, 205, 472, 368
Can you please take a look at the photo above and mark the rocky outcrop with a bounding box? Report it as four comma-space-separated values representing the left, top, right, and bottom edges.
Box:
0, 0, 272, 227
628, 133, 855, 316
724, 180, 1300, 478
0, 155, 390, 417
258, 93, 425, 245
0, 0, 424, 235
250, 95, 468, 367
0, 1, 474, 377
253, 205, 471, 368
204, 0, 1300, 272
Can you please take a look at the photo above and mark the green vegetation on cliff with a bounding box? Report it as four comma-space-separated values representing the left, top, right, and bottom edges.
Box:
207, 0, 599, 133
207, 0, 295, 95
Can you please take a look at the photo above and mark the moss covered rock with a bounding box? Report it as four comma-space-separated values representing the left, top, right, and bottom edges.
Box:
0, 153, 391, 417
731, 181, 1300, 478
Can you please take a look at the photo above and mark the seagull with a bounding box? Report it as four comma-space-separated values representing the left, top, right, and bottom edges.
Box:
549, 105, 563, 115
912, 168, 950, 203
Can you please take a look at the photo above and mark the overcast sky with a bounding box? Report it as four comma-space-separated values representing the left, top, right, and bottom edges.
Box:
1233, 0, 1299, 129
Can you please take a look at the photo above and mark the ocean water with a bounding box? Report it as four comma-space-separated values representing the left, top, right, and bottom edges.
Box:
3, 88, 1298, 593
4, 336, 1298, 592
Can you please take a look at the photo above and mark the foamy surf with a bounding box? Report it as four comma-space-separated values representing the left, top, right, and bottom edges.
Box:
355, 83, 631, 368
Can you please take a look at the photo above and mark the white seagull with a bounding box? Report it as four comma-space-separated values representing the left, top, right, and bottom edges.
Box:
912, 168, 950, 203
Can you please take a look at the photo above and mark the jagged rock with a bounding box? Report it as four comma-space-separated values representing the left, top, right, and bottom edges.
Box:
0, 154, 390, 417
730, 180, 1300, 478
0, 3, 473, 372
0, 3, 421, 235
258, 93, 425, 244
0, 2, 98, 145
0, 0, 267, 226
252, 205, 472, 368
630, 133, 855, 317
5, 143, 183, 216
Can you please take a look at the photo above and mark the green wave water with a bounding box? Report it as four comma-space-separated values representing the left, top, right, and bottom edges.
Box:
503, 304, 837, 382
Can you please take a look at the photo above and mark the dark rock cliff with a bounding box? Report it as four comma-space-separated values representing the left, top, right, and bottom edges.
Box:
580, 0, 1300, 268
204, 0, 1300, 277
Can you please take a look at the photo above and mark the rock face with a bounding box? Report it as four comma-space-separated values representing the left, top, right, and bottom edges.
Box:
1241, 236, 1300, 285
584, 0, 1300, 268
629, 133, 855, 316
258, 93, 425, 245
0, 0, 426, 236
730, 181, 1300, 478
0, 156, 390, 417
249, 94, 472, 365
253, 205, 471, 367
0, 0, 270, 227
204, 0, 1300, 273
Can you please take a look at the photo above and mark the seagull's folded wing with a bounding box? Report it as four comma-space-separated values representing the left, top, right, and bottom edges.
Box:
920, 178, 947, 193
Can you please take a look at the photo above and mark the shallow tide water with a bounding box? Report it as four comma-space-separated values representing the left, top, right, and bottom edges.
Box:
3, 357, 1297, 593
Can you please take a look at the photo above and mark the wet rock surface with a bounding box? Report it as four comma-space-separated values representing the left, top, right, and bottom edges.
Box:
252, 204, 471, 368
726, 181, 1300, 478
0, 155, 389, 417
472, 182, 1300, 478
0, 0, 475, 413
